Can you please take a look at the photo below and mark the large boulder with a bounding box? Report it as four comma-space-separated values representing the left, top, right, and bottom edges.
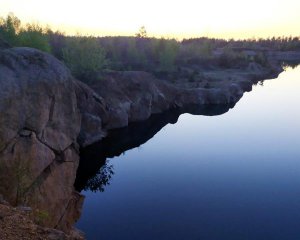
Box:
0, 47, 81, 151
74, 71, 179, 146
75, 70, 254, 145
0, 47, 83, 233
88, 71, 178, 128
74, 80, 108, 147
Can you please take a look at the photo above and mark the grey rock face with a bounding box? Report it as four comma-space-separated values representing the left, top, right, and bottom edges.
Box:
0, 47, 81, 152
74, 80, 108, 147
0, 47, 83, 233
88, 71, 176, 128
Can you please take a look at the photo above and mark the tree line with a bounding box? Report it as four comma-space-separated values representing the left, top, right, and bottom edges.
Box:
1, 13, 300, 82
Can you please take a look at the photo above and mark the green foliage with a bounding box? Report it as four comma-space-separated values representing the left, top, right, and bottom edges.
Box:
217, 48, 248, 68
1, 12, 300, 82
199, 41, 213, 57
253, 52, 268, 66
0, 13, 21, 45
47, 30, 66, 60
127, 38, 147, 68
17, 23, 51, 52
34, 209, 49, 225
181, 41, 213, 59
62, 37, 108, 80
104, 38, 122, 67
157, 38, 179, 71
0, 14, 50, 52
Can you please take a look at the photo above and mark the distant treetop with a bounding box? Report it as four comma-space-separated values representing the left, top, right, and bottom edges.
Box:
135, 26, 147, 38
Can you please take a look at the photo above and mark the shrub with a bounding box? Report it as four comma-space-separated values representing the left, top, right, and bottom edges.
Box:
218, 49, 248, 68
157, 38, 179, 72
253, 52, 268, 67
18, 23, 51, 52
62, 37, 108, 80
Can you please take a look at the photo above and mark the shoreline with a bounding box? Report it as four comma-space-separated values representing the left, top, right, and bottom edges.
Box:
0, 46, 297, 239
76, 59, 284, 147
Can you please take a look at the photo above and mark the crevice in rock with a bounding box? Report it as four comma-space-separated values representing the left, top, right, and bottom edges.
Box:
48, 95, 55, 122
92, 94, 104, 105
23, 162, 53, 201
0, 134, 18, 154
53, 191, 83, 230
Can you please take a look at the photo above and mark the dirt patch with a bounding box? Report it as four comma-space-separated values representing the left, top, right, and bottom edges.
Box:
0, 202, 84, 240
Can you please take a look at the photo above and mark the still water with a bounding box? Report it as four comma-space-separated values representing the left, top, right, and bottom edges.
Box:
77, 66, 300, 240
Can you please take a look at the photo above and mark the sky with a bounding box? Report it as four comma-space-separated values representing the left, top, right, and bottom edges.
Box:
1, 0, 300, 39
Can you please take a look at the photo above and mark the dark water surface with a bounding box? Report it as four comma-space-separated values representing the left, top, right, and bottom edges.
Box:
76, 66, 300, 240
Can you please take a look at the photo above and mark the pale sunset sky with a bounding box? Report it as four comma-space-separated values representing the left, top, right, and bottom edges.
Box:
1, 0, 300, 39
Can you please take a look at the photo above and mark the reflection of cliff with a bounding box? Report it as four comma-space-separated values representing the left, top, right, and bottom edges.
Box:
75, 104, 234, 192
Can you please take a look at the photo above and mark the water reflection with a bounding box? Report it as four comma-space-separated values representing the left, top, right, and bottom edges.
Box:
77, 65, 300, 240
75, 104, 235, 192
82, 162, 114, 192
1, 64, 299, 238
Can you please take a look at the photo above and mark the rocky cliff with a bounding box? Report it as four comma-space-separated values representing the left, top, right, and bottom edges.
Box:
0, 44, 288, 238
76, 64, 282, 146
0, 47, 83, 236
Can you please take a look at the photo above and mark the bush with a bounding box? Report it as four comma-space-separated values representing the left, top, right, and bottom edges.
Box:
62, 37, 108, 80
157, 38, 179, 72
47, 30, 66, 60
18, 24, 51, 52
253, 53, 268, 67
218, 49, 248, 68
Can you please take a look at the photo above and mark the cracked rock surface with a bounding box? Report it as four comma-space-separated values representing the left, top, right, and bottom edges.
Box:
0, 47, 83, 234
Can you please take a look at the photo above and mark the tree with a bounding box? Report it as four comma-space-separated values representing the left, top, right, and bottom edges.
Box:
18, 23, 51, 52
62, 37, 108, 80
135, 26, 147, 38
126, 38, 147, 69
0, 13, 21, 45
199, 41, 213, 57
83, 163, 114, 192
47, 30, 66, 60
157, 38, 179, 71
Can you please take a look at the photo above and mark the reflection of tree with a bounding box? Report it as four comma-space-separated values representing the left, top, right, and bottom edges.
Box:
293, 63, 300, 69
283, 62, 300, 69
83, 162, 114, 192
76, 105, 234, 193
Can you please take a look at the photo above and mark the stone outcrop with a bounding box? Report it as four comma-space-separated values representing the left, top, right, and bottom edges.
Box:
76, 63, 282, 146
0, 47, 83, 234
267, 51, 300, 62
